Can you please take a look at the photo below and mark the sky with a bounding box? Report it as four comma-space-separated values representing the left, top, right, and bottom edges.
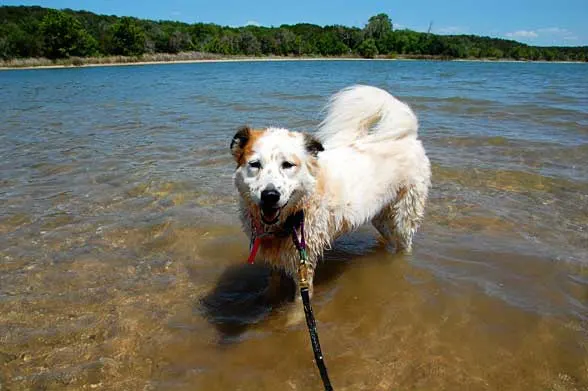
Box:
3, 0, 587, 46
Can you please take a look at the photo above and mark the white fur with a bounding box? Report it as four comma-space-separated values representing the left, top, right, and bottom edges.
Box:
318, 84, 419, 148
233, 85, 431, 297
234, 128, 315, 210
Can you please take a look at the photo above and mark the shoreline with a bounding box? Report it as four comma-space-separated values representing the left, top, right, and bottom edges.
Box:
0, 56, 379, 71
1, 54, 586, 71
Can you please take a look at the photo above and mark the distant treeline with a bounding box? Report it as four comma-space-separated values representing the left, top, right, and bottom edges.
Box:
1, 6, 587, 62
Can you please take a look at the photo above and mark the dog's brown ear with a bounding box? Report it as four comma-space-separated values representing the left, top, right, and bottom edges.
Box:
304, 133, 324, 157
230, 126, 251, 161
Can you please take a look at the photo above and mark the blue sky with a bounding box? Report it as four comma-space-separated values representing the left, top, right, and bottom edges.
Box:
3, 0, 587, 46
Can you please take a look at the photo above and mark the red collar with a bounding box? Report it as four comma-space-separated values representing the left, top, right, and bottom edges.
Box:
247, 213, 265, 264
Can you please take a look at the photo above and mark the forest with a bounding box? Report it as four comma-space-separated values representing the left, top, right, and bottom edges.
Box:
1, 5, 587, 62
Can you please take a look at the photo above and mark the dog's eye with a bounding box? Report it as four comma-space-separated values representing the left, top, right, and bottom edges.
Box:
249, 161, 261, 169
282, 161, 296, 169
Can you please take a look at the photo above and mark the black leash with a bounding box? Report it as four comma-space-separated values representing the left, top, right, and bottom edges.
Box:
300, 287, 333, 390
291, 211, 334, 391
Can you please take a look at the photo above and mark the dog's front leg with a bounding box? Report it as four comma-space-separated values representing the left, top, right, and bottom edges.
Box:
265, 268, 282, 302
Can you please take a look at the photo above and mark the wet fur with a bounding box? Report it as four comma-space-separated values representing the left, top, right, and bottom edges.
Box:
231, 85, 431, 297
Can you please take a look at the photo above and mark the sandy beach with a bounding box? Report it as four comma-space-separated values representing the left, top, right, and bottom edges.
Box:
1, 53, 585, 71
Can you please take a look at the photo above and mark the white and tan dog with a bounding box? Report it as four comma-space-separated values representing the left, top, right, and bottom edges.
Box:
231, 85, 431, 299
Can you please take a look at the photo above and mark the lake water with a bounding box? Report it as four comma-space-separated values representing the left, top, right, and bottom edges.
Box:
0, 60, 587, 390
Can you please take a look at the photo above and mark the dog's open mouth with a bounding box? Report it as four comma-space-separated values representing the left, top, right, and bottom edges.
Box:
261, 206, 281, 225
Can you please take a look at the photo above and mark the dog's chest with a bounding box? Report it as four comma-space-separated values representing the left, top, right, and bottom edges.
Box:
258, 236, 298, 269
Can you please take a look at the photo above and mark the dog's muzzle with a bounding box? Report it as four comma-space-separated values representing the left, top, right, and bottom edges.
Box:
260, 189, 281, 225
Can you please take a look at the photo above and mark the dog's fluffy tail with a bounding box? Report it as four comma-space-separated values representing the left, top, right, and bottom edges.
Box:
317, 85, 418, 149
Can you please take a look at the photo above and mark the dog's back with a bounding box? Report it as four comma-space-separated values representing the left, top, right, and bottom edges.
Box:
315, 85, 431, 252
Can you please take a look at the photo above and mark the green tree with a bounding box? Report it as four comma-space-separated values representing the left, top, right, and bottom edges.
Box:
275, 28, 297, 55
316, 30, 350, 55
0, 36, 11, 59
39, 10, 97, 58
365, 13, 393, 41
331, 25, 364, 51
0, 6, 586, 62
167, 30, 193, 53
293, 35, 313, 55
204, 33, 238, 54
542, 49, 556, 61
110, 17, 146, 56
445, 43, 467, 58
190, 23, 222, 50
358, 38, 378, 58
238, 29, 261, 55
376, 31, 397, 54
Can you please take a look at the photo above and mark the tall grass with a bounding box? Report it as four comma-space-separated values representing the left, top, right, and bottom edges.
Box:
0, 51, 234, 68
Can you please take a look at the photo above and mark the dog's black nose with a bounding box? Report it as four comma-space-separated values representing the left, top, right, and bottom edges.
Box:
261, 189, 280, 206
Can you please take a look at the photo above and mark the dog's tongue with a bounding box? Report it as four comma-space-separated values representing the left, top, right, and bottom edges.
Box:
261, 207, 280, 223
263, 209, 280, 221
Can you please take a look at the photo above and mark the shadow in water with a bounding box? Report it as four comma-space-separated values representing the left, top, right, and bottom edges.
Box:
200, 263, 295, 343
199, 230, 380, 342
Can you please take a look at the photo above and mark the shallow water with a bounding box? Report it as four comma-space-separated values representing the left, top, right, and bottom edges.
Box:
0, 60, 587, 390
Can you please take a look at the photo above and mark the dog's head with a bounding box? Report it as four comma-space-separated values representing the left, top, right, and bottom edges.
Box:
231, 126, 324, 226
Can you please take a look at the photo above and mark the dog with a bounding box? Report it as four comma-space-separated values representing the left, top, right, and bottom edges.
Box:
230, 85, 431, 301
